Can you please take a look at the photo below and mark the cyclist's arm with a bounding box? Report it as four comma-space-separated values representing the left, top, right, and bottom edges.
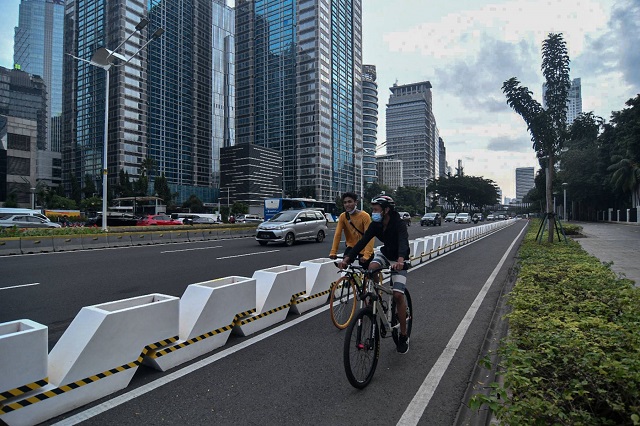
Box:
346, 224, 376, 264
358, 213, 375, 260
396, 219, 410, 265
329, 214, 345, 258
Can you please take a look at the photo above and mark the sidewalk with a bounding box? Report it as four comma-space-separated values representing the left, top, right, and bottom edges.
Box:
573, 221, 640, 286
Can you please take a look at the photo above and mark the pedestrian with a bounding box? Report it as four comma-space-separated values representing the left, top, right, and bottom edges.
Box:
338, 194, 411, 353
329, 192, 374, 268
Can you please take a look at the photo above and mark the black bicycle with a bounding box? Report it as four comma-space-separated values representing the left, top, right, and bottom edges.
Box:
343, 266, 413, 388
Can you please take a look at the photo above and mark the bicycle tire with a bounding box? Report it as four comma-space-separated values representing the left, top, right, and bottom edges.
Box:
392, 288, 413, 345
343, 307, 379, 389
329, 277, 357, 329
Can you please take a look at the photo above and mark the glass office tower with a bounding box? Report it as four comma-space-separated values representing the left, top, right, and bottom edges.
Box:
63, 0, 150, 195
236, 0, 363, 202
14, 0, 64, 186
362, 64, 378, 187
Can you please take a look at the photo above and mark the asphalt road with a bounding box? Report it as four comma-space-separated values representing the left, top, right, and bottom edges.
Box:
0, 219, 528, 425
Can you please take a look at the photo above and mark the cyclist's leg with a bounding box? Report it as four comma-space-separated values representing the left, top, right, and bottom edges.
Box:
390, 270, 408, 335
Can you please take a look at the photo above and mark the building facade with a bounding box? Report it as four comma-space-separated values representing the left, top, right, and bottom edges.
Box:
14, 0, 65, 188
362, 64, 378, 187
376, 155, 403, 190
63, 0, 151, 197
438, 137, 446, 177
386, 81, 437, 188
515, 166, 535, 202
235, 0, 363, 202
219, 143, 282, 210
543, 77, 582, 125
0, 67, 47, 206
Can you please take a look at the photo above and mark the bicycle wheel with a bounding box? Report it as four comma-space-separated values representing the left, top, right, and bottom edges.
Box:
392, 288, 413, 345
343, 307, 379, 388
330, 277, 357, 329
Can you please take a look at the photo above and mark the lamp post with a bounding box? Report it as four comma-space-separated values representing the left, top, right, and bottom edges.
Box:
67, 19, 163, 231
562, 182, 568, 221
410, 174, 429, 214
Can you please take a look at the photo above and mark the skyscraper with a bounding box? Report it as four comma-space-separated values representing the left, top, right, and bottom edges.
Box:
14, 0, 65, 187
515, 167, 535, 202
63, 0, 151, 196
362, 64, 378, 187
386, 81, 437, 187
235, 0, 363, 202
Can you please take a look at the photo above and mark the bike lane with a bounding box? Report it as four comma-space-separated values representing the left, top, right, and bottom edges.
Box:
47, 221, 529, 426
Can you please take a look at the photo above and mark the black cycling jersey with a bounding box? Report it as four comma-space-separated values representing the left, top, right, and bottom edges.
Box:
350, 210, 410, 262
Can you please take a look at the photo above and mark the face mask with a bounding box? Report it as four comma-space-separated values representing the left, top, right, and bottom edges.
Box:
347, 208, 357, 215
371, 212, 383, 222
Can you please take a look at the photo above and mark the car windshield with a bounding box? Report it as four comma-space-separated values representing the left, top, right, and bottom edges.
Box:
423, 213, 436, 218
269, 211, 299, 222
446, 213, 456, 217
458, 213, 469, 216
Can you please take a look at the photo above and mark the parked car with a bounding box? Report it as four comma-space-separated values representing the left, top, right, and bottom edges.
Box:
454, 212, 470, 223
0, 214, 62, 229
236, 214, 263, 223
398, 211, 412, 227
255, 209, 327, 246
420, 212, 442, 226
444, 213, 457, 222
136, 214, 183, 226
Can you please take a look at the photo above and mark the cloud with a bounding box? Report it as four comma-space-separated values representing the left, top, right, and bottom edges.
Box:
487, 136, 531, 152
433, 37, 539, 113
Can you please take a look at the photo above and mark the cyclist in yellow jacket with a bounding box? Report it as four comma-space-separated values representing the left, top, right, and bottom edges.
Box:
329, 192, 375, 266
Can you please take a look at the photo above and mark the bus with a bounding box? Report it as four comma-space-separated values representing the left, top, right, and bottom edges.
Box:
263, 198, 337, 221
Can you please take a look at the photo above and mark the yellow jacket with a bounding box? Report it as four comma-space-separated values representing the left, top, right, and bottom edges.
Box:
330, 210, 375, 259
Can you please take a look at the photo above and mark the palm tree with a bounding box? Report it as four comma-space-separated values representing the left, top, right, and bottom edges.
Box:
502, 33, 571, 242
608, 157, 640, 207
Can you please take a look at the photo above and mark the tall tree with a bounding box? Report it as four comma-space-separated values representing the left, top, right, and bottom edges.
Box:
153, 173, 174, 209
502, 33, 571, 241
82, 174, 97, 199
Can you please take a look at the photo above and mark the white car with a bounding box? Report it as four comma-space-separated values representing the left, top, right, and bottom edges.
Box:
0, 214, 62, 228
454, 213, 470, 223
444, 213, 457, 222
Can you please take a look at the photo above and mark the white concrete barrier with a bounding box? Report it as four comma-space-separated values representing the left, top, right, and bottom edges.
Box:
0, 320, 48, 400
422, 237, 435, 259
81, 234, 109, 250
0, 294, 179, 426
410, 239, 425, 266
234, 265, 306, 336
292, 258, 336, 314
19, 236, 54, 254
51, 235, 84, 252
0, 238, 21, 256
145, 277, 256, 372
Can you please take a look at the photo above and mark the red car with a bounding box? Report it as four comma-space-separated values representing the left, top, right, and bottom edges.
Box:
136, 214, 183, 226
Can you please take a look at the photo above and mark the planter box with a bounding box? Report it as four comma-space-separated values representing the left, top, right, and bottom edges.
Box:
0, 319, 48, 395
293, 258, 336, 314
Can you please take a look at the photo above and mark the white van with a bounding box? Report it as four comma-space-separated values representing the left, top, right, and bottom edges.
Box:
0, 208, 51, 222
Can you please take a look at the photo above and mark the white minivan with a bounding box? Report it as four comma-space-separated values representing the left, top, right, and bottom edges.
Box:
0, 208, 51, 222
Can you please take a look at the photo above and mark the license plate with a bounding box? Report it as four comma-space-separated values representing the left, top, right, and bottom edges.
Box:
258, 233, 270, 239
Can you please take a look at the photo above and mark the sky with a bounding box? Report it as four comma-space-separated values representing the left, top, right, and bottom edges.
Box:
1, 0, 638, 199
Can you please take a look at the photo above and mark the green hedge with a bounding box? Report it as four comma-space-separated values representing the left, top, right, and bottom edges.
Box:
471, 220, 640, 425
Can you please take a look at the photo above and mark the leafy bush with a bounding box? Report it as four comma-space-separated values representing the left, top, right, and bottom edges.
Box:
561, 223, 582, 235
471, 220, 640, 425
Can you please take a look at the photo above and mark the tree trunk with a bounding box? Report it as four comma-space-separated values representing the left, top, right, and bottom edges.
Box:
546, 154, 554, 242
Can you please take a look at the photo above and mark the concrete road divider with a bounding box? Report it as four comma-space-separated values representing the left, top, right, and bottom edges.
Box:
235, 265, 306, 336
150, 231, 170, 244
0, 237, 21, 256
145, 276, 256, 372
169, 230, 190, 243
131, 232, 153, 246
107, 233, 132, 247
410, 239, 425, 266
81, 234, 109, 250
51, 235, 84, 252
19, 236, 54, 254
0, 320, 48, 401
202, 229, 218, 240
187, 230, 205, 242
292, 258, 336, 314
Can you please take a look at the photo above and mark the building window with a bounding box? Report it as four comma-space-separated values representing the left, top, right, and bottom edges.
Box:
7, 133, 31, 151
8, 157, 31, 176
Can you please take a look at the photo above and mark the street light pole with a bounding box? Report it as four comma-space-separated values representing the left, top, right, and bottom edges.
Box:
562, 182, 568, 221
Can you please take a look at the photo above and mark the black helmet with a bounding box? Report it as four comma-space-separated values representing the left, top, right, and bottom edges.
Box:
371, 194, 395, 210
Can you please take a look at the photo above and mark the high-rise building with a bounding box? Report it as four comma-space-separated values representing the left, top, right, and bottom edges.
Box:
543, 77, 582, 125
515, 167, 535, 202
0, 67, 47, 206
63, 0, 151, 196
386, 81, 437, 188
362, 64, 378, 187
147, 0, 234, 205
235, 0, 363, 202
13, 0, 65, 188
438, 137, 446, 178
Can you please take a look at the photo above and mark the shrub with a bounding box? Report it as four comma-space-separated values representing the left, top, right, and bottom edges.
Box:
471, 220, 640, 425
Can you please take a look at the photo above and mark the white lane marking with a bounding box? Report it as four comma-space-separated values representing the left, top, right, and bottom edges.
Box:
216, 249, 280, 260
0, 282, 40, 291
160, 245, 222, 254
397, 222, 528, 426
50, 303, 332, 426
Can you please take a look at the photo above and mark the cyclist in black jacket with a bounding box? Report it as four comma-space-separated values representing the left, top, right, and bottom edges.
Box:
339, 194, 411, 354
